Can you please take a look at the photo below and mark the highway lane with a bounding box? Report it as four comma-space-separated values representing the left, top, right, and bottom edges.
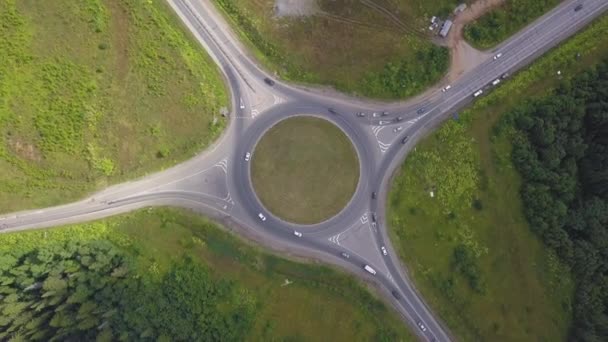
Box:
1, 0, 607, 341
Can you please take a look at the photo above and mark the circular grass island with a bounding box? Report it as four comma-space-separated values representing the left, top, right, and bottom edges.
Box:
251, 116, 360, 225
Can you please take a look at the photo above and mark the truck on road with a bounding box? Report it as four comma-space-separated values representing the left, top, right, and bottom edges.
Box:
364, 265, 377, 275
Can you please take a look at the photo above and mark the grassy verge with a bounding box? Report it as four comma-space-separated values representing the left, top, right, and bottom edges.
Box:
251, 117, 359, 224
0, 0, 227, 213
388, 14, 608, 341
464, 0, 561, 49
212, 0, 450, 99
0, 208, 416, 341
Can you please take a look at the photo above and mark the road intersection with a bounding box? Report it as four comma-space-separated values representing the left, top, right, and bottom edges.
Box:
1, 0, 607, 340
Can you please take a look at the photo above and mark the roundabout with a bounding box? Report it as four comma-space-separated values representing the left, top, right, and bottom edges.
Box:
231, 103, 376, 235
250, 116, 359, 225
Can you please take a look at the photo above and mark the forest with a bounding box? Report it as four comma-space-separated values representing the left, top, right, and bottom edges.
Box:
0, 239, 252, 341
508, 60, 608, 341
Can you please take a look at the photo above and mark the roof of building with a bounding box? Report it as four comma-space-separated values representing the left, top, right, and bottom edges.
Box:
439, 20, 453, 37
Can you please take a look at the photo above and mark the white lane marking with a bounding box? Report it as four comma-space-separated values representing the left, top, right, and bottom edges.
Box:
378, 141, 390, 153
251, 109, 259, 118
272, 94, 283, 105
215, 159, 228, 173
360, 213, 368, 224
372, 125, 383, 136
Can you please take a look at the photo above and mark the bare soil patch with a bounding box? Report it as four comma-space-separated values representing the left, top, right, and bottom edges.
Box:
275, 0, 319, 17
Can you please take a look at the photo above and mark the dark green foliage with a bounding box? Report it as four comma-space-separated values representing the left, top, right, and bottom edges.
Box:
509, 60, 608, 341
451, 244, 484, 293
364, 45, 449, 98
0, 240, 128, 341
464, 0, 561, 48
0, 241, 254, 341
112, 258, 253, 341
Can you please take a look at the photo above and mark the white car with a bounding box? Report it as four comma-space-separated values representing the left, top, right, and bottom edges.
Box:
258, 213, 266, 221
244, 152, 251, 161
293, 231, 302, 237
493, 52, 502, 60
381, 246, 388, 256
473, 89, 483, 97
441, 85, 452, 92
417, 321, 427, 332
393, 126, 403, 133
492, 78, 501, 86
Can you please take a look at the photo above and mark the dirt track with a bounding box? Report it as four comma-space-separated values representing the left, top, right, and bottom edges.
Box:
446, 0, 506, 81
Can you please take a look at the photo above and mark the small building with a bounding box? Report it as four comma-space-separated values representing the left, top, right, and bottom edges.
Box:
439, 20, 453, 37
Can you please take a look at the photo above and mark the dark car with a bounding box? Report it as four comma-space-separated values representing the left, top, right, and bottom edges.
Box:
328, 108, 337, 115
395, 116, 403, 122
401, 136, 409, 144
574, 4, 583, 11
381, 111, 389, 116
264, 77, 275, 86
371, 213, 377, 222
416, 108, 426, 115
372, 192, 377, 199
391, 290, 401, 300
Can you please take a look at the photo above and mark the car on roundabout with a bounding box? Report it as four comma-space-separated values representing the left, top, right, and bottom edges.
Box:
381, 246, 388, 256
258, 213, 266, 221
293, 231, 302, 237
244, 152, 251, 161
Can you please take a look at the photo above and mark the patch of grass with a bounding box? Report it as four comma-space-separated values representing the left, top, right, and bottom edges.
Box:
251, 117, 359, 224
464, 0, 561, 49
0, 0, 228, 213
387, 14, 608, 342
213, 0, 453, 99
0, 208, 416, 341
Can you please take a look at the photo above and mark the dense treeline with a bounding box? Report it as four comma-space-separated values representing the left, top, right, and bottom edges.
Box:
509, 60, 608, 341
0, 240, 253, 341
364, 45, 449, 98
464, 0, 560, 48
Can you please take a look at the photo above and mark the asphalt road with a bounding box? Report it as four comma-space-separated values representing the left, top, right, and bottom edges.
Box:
1, 0, 607, 341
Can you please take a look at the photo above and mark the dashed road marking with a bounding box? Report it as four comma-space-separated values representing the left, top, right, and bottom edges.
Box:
251, 109, 259, 118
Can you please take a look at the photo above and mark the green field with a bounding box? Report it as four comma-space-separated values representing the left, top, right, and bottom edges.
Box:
0, 0, 227, 213
251, 117, 359, 224
387, 14, 608, 341
464, 0, 561, 49
213, 0, 451, 99
0, 208, 415, 341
